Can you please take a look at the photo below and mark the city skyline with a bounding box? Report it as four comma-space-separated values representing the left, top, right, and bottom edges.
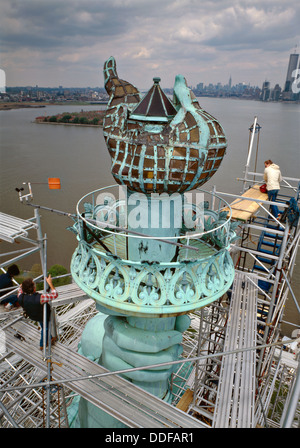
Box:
1, 1, 300, 90
3, 57, 298, 94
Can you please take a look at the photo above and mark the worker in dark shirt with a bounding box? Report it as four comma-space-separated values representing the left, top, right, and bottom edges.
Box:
0, 264, 20, 310
18, 275, 58, 350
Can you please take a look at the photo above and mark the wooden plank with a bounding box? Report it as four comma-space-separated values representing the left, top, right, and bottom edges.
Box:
176, 388, 193, 412
224, 185, 267, 222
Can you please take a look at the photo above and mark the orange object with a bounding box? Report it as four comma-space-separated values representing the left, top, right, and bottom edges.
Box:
48, 178, 61, 189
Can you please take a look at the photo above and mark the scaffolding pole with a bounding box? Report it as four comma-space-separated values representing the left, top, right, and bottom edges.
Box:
281, 364, 300, 428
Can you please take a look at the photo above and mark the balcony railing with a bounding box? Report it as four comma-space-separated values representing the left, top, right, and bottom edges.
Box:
69, 186, 237, 317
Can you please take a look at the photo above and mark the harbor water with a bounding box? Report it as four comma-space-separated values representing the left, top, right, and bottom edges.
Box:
0, 98, 299, 335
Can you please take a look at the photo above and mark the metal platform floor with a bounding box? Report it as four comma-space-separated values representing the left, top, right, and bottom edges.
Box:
0, 212, 38, 243
213, 271, 257, 428
50, 283, 89, 307
2, 319, 207, 428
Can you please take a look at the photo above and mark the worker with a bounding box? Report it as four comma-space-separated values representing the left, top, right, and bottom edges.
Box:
0, 264, 20, 310
263, 159, 282, 219
17, 275, 58, 350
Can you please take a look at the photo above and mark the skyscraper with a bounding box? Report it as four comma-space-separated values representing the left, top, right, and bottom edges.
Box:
228, 75, 232, 90
284, 52, 299, 92
261, 80, 270, 101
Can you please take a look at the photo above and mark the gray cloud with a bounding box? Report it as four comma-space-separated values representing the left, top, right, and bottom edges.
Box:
1, 0, 299, 88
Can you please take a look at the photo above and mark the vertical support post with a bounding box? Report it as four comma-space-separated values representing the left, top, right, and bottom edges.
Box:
281, 364, 300, 427
43, 236, 48, 359
34, 207, 52, 427
211, 185, 216, 211
243, 116, 257, 193
60, 386, 70, 428
192, 308, 204, 406
34, 208, 47, 356
43, 236, 52, 429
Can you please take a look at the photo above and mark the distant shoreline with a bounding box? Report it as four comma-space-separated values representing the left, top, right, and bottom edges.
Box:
35, 121, 102, 127
0, 102, 48, 110
0, 101, 108, 111
1, 97, 298, 111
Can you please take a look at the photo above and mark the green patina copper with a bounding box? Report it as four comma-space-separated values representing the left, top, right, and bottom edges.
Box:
71, 240, 234, 317
69, 57, 235, 427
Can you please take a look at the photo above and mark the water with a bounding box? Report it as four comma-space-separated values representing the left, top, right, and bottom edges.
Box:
0, 99, 299, 334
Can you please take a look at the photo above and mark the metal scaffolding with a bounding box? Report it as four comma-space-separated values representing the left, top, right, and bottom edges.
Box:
170, 119, 300, 428
1, 118, 299, 428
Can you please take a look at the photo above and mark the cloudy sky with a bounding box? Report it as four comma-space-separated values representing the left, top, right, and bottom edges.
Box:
1, 0, 299, 90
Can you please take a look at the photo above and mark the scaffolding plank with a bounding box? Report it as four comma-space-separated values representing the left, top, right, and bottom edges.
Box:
0, 212, 37, 243
51, 283, 89, 307
2, 320, 206, 428
56, 299, 94, 325
213, 271, 257, 428
224, 185, 268, 221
